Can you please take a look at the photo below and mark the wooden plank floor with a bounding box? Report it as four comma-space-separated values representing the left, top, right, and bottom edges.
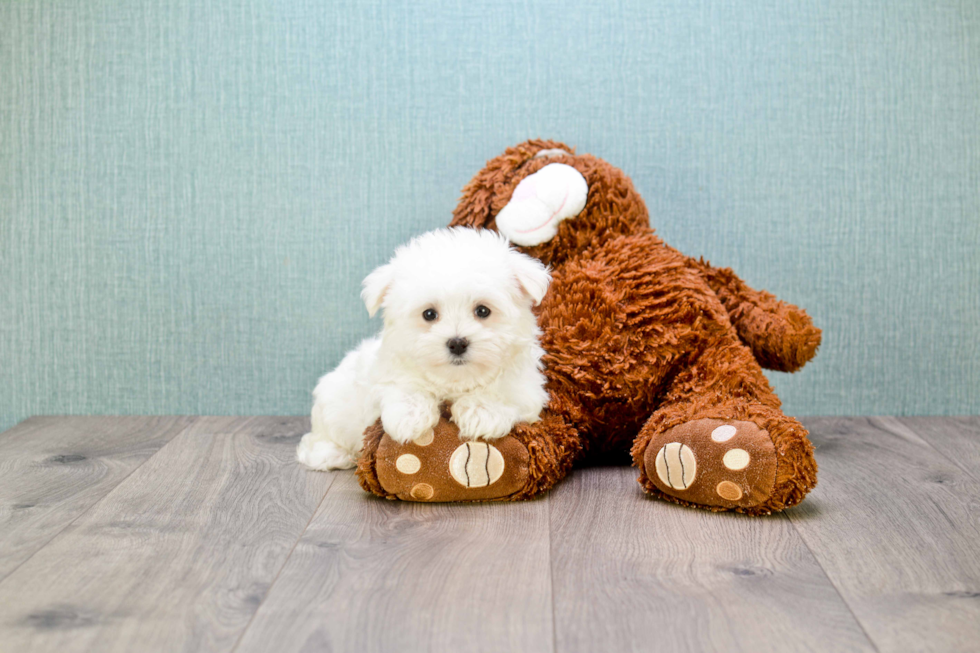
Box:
0, 416, 977, 652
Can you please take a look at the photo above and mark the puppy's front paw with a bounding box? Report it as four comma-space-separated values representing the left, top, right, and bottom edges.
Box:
297, 433, 357, 470
452, 399, 518, 441
382, 396, 440, 444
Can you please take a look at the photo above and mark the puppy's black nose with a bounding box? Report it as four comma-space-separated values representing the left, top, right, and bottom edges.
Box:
447, 337, 469, 356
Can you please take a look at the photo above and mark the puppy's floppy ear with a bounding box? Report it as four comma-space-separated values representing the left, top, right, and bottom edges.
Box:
510, 251, 551, 306
361, 263, 394, 317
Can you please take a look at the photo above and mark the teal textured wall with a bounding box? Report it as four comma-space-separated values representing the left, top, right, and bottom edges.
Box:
2, 0, 978, 432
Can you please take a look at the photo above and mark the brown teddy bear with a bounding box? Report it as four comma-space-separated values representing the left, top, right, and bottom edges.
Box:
357, 139, 821, 515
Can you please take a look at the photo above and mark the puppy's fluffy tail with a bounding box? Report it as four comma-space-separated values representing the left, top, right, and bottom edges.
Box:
297, 432, 357, 470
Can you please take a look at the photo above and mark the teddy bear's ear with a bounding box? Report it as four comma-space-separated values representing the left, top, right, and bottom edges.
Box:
361, 263, 394, 317
450, 140, 577, 229
509, 251, 552, 306
495, 163, 588, 246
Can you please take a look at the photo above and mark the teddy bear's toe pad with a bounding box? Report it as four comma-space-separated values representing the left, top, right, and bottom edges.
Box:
375, 418, 529, 502
643, 419, 777, 509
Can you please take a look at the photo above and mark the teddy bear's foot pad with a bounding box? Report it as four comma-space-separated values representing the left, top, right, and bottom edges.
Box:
643, 419, 777, 509
375, 418, 530, 502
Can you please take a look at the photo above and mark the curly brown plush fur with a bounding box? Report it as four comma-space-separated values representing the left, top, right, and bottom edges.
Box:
357, 139, 820, 514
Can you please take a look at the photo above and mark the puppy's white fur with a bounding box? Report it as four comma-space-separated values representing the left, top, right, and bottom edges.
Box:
297, 228, 551, 471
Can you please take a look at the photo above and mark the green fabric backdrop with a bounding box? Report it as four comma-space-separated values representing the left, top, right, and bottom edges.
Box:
2, 0, 978, 431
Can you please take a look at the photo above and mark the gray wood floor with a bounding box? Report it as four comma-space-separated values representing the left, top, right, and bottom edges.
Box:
0, 416, 977, 652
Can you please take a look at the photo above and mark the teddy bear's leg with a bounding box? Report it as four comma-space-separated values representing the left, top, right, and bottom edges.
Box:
630, 335, 817, 515
691, 259, 822, 373
356, 402, 584, 502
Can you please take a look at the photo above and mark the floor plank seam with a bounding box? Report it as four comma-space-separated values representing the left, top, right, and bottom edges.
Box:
229, 469, 338, 653
0, 416, 199, 587
889, 417, 980, 485
546, 494, 558, 653
783, 512, 881, 653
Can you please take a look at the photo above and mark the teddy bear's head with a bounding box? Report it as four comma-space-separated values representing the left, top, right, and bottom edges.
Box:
449, 139, 650, 266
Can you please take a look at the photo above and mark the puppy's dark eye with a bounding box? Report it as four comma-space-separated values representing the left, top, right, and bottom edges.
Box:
474, 305, 491, 319
422, 308, 438, 322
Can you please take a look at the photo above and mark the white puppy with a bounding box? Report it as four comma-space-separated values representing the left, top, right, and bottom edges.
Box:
297, 227, 551, 471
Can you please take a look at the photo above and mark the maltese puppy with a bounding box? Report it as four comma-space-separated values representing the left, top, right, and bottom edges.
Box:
297, 227, 551, 470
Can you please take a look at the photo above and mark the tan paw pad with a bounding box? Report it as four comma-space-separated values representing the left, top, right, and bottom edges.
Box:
413, 429, 434, 446
410, 483, 434, 500
711, 425, 737, 442
716, 480, 743, 501
722, 448, 750, 470
449, 442, 505, 488
654, 442, 697, 490
395, 454, 421, 474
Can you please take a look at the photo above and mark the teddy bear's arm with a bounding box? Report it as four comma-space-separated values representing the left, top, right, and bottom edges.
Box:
692, 259, 821, 373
